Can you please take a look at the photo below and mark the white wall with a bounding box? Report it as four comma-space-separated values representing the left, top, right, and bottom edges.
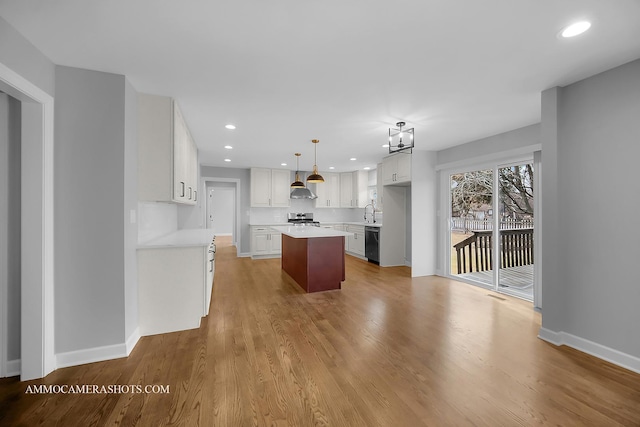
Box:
540, 58, 640, 369
54, 66, 128, 354
411, 151, 437, 276
0, 93, 21, 364
138, 202, 178, 243
437, 124, 540, 167
0, 17, 55, 97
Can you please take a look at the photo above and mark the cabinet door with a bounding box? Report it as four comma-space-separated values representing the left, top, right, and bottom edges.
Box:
327, 173, 341, 207
270, 233, 282, 253
314, 179, 329, 208
353, 170, 369, 208
173, 106, 188, 202
396, 154, 411, 183
186, 133, 197, 203
340, 172, 353, 207
382, 156, 397, 185
347, 226, 365, 256
252, 232, 270, 254
271, 169, 291, 207
251, 168, 273, 207
314, 173, 340, 207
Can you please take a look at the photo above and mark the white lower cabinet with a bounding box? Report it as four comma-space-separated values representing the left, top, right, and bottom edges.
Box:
346, 225, 365, 257
138, 245, 211, 336
251, 226, 282, 257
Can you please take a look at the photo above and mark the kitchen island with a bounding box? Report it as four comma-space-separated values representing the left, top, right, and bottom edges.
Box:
270, 226, 353, 293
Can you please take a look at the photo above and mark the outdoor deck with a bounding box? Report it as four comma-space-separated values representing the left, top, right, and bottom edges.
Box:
456, 264, 533, 299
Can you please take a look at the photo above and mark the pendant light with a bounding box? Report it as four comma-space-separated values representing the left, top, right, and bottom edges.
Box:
306, 139, 325, 183
290, 153, 305, 188
290, 152, 317, 199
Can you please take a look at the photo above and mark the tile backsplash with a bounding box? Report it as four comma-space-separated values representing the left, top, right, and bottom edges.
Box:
250, 199, 368, 224
138, 202, 178, 243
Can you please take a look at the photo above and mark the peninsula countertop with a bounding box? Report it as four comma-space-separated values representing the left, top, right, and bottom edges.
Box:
270, 225, 353, 239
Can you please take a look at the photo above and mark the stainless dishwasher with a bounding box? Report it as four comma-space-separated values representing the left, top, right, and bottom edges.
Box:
365, 226, 380, 264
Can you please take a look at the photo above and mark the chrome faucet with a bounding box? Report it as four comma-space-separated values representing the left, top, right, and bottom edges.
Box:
364, 201, 376, 223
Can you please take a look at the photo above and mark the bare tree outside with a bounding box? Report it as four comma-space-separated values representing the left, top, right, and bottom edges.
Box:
450, 164, 535, 284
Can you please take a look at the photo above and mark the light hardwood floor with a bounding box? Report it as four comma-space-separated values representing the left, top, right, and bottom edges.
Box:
1, 236, 639, 426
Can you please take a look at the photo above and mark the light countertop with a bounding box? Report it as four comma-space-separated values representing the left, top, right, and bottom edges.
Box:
251, 222, 382, 228
138, 229, 216, 249
270, 225, 354, 239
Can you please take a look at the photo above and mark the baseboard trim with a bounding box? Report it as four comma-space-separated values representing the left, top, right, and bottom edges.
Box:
126, 327, 141, 355
538, 327, 640, 374
56, 342, 128, 369
6, 359, 20, 377
238, 252, 251, 258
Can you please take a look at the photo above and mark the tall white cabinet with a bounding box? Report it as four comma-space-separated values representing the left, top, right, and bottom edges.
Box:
138, 93, 198, 205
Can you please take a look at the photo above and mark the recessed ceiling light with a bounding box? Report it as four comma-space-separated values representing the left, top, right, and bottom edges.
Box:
364, 167, 371, 170
281, 163, 287, 166
224, 145, 233, 149
224, 158, 231, 162
561, 21, 591, 38
225, 124, 236, 130
382, 144, 389, 148
350, 158, 357, 161
329, 166, 335, 170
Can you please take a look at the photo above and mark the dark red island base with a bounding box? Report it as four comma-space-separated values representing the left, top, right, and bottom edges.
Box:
281, 234, 346, 293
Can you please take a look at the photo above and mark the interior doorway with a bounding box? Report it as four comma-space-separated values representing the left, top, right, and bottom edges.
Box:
0, 62, 55, 380
205, 180, 239, 248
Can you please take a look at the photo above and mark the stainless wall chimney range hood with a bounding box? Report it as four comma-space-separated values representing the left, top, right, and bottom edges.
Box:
290, 186, 317, 199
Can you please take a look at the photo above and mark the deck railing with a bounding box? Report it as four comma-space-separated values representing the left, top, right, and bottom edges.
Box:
453, 228, 534, 274
451, 217, 533, 232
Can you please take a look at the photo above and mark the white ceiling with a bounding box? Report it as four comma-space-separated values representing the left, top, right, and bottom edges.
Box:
1, 0, 639, 172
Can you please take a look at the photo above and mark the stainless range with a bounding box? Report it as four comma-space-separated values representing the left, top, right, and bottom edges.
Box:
287, 212, 320, 227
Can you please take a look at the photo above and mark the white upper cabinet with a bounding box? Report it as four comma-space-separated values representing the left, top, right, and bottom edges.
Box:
339, 172, 353, 207
314, 172, 340, 208
353, 170, 369, 208
340, 170, 369, 208
382, 153, 411, 186
138, 94, 198, 205
271, 169, 291, 207
250, 168, 291, 207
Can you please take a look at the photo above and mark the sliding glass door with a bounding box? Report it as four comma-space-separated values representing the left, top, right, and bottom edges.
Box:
449, 169, 494, 287
497, 163, 534, 299
449, 161, 535, 301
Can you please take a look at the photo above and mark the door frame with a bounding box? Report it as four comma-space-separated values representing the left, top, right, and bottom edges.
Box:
0, 62, 56, 380
201, 177, 241, 250
440, 151, 541, 308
